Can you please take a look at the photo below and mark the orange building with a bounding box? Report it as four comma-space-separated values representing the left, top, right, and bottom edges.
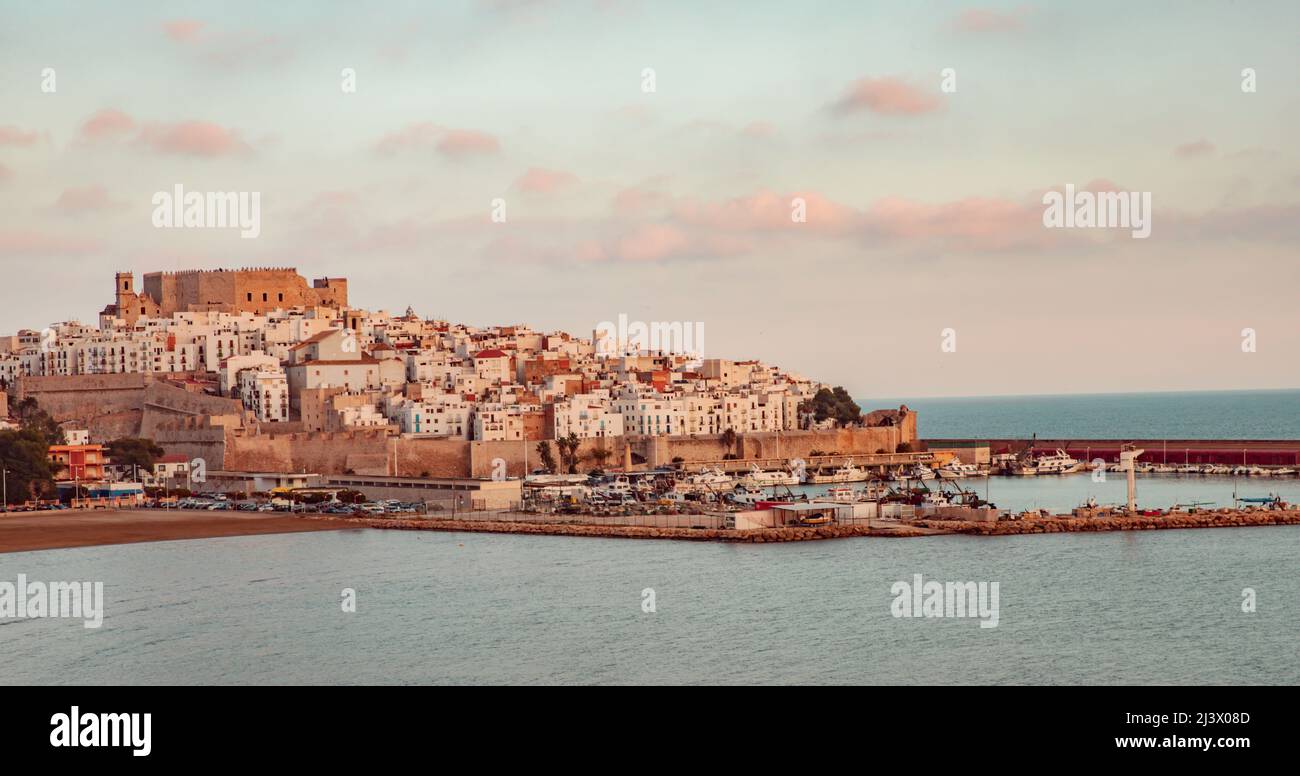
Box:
48, 445, 106, 481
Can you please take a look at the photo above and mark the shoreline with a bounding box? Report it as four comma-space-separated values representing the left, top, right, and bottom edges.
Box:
3, 507, 1297, 553
0, 509, 352, 554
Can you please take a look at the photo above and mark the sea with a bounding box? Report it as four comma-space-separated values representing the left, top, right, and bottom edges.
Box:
2, 389, 1297, 685
866, 389, 1300, 440
2, 527, 1296, 685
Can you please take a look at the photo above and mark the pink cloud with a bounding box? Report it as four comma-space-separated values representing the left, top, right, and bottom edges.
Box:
137, 121, 250, 157
0, 125, 40, 146
438, 129, 500, 157
514, 167, 578, 193
163, 20, 206, 42
673, 190, 859, 234
864, 197, 1043, 248
0, 162, 11, 181
615, 223, 691, 262
953, 8, 1027, 33
53, 185, 120, 214
829, 77, 943, 117
375, 123, 500, 157
1175, 140, 1215, 158
79, 109, 137, 141
375, 123, 439, 154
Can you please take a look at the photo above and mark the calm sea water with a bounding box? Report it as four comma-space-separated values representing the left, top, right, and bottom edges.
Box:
2, 527, 1297, 685
866, 390, 1300, 439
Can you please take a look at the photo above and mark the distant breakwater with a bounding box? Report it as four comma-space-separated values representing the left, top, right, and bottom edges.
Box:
306, 510, 1300, 543
915, 509, 1300, 536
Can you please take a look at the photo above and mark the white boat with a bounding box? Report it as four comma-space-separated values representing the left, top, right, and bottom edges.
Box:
727, 485, 769, 507
1176, 464, 1201, 474
1273, 468, 1296, 476
938, 461, 981, 479
593, 475, 635, 497
816, 486, 859, 503
1034, 449, 1083, 474
681, 466, 735, 490
808, 461, 869, 484
739, 463, 800, 488
921, 490, 952, 507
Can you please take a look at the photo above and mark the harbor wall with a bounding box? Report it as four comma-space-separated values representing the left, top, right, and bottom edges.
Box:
924, 439, 1300, 467
176, 427, 917, 479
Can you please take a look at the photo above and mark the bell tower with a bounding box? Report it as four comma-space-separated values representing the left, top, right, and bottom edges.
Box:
115, 271, 137, 323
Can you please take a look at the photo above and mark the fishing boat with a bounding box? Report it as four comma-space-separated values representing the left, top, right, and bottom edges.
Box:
938, 461, 982, 479
817, 486, 860, 503
808, 461, 869, 484
739, 463, 800, 488
727, 485, 769, 507
680, 466, 736, 490
1034, 449, 1083, 474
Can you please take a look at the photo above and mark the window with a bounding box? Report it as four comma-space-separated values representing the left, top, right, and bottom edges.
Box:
262, 293, 268, 302
278, 293, 283, 302
247, 293, 253, 302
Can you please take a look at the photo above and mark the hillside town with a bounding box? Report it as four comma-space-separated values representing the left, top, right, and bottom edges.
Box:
0, 268, 928, 517
1, 268, 833, 442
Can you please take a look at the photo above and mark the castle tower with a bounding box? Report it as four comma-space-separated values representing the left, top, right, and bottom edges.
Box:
115, 271, 135, 317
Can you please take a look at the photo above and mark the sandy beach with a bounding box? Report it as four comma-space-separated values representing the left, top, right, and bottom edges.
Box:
0, 508, 354, 554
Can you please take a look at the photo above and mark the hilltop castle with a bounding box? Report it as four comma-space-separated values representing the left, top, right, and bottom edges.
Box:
104, 268, 348, 325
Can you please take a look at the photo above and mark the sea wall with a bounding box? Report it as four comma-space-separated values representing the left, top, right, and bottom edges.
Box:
211, 426, 918, 478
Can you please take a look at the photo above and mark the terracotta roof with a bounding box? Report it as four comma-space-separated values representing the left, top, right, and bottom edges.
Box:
289, 330, 339, 351
292, 358, 380, 366
474, 348, 508, 359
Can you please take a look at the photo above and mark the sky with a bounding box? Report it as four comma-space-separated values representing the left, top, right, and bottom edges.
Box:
1, 0, 1298, 400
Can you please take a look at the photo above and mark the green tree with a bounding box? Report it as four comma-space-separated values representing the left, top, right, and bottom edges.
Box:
556, 433, 582, 474
13, 397, 64, 446
536, 440, 557, 474
0, 428, 61, 504
801, 387, 862, 427
106, 437, 165, 474
720, 428, 737, 453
